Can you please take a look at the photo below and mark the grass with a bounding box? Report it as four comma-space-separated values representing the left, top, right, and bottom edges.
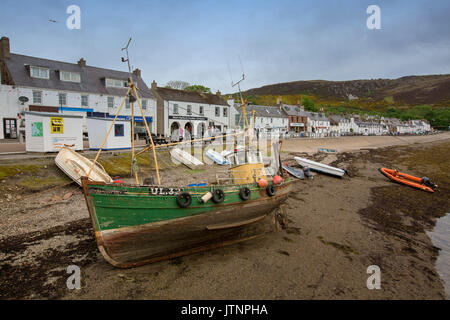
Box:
0, 164, 44, 180
18, 175, 71, 191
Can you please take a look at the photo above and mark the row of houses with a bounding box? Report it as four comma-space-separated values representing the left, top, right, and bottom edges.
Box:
237, 103, 431, 137
0, 36, 432, 141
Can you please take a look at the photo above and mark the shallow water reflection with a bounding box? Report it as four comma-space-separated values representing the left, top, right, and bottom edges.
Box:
427, 213, 450, 299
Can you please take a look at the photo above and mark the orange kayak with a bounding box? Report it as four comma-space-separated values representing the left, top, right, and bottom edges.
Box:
378, 168, 437, 193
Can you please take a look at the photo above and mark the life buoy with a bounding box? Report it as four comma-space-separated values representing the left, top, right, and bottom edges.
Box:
266, 185, 276, 197
239, 187, 251, 201
176, 192, 192, 208
211, 189, 225, 203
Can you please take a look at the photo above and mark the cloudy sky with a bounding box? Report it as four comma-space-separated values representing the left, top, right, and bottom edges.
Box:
1, 0, 449, 93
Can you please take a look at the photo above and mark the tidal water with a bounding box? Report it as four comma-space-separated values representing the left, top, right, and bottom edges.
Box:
427, 213, 450, 299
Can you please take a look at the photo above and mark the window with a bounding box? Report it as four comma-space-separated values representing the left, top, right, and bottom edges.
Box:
173, 104, 179, 114
105, 78, 127, 88
142, 99, 147, 110
187, 105, 192, 115
81, 95, 88, 107
199, 106, 204, 115
32, 91, 42, 104
125, 97, 130, 109
58, 93, 67, 106
60, 71, 80, 83
30, 66, 49, 79
223, 107, 228, 117
215, 107, 220, 117
114, 124, 124, 137
107, 97, 114, 108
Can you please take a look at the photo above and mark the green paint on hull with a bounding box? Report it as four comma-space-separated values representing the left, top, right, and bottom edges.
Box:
87, 182, 286, 231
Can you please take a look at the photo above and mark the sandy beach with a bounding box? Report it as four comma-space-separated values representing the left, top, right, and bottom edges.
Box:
0, 133, 449, 299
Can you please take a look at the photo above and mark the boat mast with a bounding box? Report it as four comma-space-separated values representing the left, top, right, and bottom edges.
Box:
121, 38, 161, 185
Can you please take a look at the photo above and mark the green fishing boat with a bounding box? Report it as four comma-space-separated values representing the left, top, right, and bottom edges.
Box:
80, 41, 293, 268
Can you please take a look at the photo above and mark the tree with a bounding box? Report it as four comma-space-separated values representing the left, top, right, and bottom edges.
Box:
185, 85, 211, 94
165, 80, 190, 90
301, 97, 318, 112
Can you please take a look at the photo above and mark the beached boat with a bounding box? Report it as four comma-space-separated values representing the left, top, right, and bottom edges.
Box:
281, 162, 304, 179
55, 147, 113, 185
294, 156, 345, 178
170, 147, 204, 170
378, 168, 437, 193
318, 148, 337, 154
205, 149, 230, 165
79, 51, 292, 268
81, 175, 292, 268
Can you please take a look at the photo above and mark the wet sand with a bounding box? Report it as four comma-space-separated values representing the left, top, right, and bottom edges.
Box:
0, 134, 449, 299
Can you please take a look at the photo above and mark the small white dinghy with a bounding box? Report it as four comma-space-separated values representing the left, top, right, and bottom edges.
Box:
170, 147, 204, 170
294, 156, 345, 178
55, 147, 113, 185
205, 149, 230, 165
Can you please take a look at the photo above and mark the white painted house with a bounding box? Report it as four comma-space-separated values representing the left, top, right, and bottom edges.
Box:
151, 82, 230, 140
0, 36, 157, 140
238, 104, 289, 134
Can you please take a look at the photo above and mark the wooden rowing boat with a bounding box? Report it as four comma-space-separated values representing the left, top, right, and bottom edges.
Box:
294, 156, 345, 178
378, 168, 437, 193
55, 147, 113, 185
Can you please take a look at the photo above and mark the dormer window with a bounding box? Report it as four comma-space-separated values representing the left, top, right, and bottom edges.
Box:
60, 71, 80, 83
30, 66, 49, 79
105, 78, 127, 88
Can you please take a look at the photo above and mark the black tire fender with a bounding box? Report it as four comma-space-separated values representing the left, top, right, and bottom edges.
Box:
266, 184, 276, 197
176, 192, 192, 208
239, 187, 251, 201
211, 189, 225, 203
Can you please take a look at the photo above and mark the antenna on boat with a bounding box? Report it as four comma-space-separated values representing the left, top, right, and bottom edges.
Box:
121, 37, 132, 75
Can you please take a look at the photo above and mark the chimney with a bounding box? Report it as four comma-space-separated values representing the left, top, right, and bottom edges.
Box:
77, 58, 86, 67
151, 80, 157, 90
133, 68, 141, 77
0, 37, 10, 60
216, 90, 221, 96
276, 96, 282, 105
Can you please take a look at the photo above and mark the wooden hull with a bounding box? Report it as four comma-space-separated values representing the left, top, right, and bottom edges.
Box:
81, 178, 293, 268
378, 168, 434, 193
294, 156, 345, 178
169, 148, 204, 170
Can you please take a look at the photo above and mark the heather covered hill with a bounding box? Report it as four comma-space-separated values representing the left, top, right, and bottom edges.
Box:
242, 74, 450, 106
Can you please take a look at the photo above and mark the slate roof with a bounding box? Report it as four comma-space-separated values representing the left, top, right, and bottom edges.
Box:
280, 104, 306, 116
153, 86, 229, 106
4, 53, 155, 98
239, 104, 288, 118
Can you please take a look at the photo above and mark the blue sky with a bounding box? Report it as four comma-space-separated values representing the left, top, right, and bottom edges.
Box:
1, 0, 449, 93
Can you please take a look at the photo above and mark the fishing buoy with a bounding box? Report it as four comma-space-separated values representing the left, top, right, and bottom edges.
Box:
273, 175, 283, 185
113, 179, 123, 184
258, 178, 268, 188
199, 191, 213, 204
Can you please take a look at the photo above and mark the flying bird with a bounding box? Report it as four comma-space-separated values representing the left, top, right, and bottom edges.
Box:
48, 19, 58, 23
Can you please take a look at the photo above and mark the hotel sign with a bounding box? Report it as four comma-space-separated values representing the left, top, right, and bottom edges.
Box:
290, 122, 304, 127
169, 115, 208, 121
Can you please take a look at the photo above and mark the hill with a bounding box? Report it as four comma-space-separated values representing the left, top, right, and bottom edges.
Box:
226, 74, 450, 128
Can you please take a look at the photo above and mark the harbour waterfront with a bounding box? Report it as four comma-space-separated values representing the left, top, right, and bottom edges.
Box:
0, 134, 448, 299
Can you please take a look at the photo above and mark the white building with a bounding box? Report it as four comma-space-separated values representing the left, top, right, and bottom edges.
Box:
151, 82, 231, 140
306, 112, 330, 136
237, 104, 289, 134
0, 36, 157, 140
